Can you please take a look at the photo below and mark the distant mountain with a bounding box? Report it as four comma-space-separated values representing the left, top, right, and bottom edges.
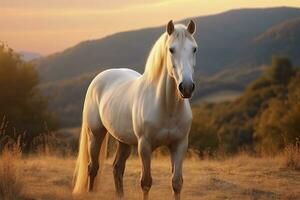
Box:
193, 66, 264, 101
35, 7, 300, 82
35, 7, 300, 127
252, 17, 300, 64
19, 51, 42, 61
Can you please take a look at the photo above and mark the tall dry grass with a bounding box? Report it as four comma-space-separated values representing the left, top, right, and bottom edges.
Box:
283, 138, 300, 170
0, 137, 23, 200
0, 118, 70, 200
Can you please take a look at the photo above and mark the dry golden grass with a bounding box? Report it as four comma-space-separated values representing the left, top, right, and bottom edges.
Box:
0, 142, 23, 200
5, 154, 296, 200
283, 139, 300, 170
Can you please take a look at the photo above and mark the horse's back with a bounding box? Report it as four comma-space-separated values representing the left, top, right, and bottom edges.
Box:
91, 68, 141, 90
86, 68, 141, 105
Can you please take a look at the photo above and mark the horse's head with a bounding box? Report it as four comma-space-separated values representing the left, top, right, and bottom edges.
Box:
165, 20, 197, 99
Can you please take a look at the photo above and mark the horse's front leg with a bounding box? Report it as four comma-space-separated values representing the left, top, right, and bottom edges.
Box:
138, 137, 152, 200
169, 136, 188, 200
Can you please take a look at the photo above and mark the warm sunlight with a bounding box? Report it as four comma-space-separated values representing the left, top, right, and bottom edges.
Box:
1, 1, 300, 200
1, 0, 300, 54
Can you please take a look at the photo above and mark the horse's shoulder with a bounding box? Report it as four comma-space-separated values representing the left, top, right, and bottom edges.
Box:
89, 68, 140, 90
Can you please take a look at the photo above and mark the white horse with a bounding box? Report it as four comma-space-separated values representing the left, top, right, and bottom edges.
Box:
73, 20, 197, 200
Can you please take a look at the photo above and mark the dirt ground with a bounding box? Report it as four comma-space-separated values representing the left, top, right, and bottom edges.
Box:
19, 155, 300, 200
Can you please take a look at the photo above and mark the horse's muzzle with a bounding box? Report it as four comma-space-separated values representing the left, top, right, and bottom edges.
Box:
178, 81, 195, 99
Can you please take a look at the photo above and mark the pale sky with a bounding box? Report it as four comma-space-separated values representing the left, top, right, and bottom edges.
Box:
1, 0, 300, 55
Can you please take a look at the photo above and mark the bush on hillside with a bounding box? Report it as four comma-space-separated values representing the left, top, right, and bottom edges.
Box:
0, 43, 58, 153
190, 56, 300, 156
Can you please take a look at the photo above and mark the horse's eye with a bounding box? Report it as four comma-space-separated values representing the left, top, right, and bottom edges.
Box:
169, 48, 175, 54
193, 47, 197, 53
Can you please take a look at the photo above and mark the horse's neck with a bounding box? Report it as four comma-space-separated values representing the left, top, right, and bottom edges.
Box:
142, 37, 185, 113
153, 64, 184, 114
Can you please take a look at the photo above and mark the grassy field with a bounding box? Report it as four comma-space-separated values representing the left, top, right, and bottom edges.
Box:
3, 154, 297, 200
195, 90, 241, 104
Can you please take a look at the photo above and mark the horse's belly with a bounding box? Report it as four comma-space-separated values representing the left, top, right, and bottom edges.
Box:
100, 93, 138, 145
101, 106, 138, 145
110, 127, 137, 145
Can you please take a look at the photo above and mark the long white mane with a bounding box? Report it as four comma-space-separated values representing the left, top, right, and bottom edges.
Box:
143, 24, 190, 82
143, 33, 168, 82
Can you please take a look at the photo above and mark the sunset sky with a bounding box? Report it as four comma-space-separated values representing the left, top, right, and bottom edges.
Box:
1, 0, 300, 55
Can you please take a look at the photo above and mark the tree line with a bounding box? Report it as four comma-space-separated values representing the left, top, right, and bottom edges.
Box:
190, 57, 300, 156
0, 43, 58, 153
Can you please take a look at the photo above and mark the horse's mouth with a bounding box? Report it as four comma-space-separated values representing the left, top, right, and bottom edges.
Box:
180, 93, 192, 99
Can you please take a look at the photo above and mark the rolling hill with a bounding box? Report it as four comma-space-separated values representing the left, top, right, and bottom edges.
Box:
35, 7, 300, 127
252, 17, 300, 64
35, 7, 300, 82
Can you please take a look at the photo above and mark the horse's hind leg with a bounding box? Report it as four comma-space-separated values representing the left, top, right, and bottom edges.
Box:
113, 141, 131, 199
87, 127, 107, 191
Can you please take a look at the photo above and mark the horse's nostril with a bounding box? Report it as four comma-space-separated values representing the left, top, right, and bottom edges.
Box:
191, 83, 195, 92
179, 83, 183, 92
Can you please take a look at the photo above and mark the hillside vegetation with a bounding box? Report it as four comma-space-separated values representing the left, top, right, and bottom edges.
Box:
0, 44, 57, 153
190, 57, 300, 155
39, 71, 99, 127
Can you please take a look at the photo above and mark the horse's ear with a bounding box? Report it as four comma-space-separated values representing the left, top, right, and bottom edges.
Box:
187, 20, 196, 35
167, 20, 174, 35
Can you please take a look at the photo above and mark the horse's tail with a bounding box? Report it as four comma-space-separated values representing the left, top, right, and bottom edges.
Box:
73, 121, 89, 194
72, 119, 109, 195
